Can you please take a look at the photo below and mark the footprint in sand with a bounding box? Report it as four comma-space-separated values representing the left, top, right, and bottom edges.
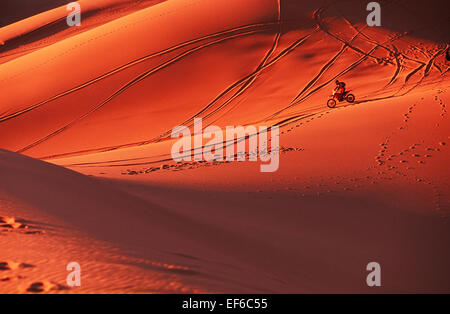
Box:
0, 216, 26, 230
0, 261, 35, 271
0, 216, 45, 234
0, 262, 68, 293
0, 275, 24, 282
26, 281, 68, 293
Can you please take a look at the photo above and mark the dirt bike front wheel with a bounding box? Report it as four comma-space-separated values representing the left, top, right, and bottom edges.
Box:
346, 94, 355, 103
327, 99, 337, 108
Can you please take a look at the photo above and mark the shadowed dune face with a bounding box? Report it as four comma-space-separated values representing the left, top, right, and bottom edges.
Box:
1, 143, 449, 293
0, 0, 449, 293
282, 0, 450, 43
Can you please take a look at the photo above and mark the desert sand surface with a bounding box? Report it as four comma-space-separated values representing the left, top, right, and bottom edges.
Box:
0, 0, 449, 293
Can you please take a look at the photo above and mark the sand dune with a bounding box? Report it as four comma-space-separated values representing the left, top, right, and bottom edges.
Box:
0, 0, 166, 63
0, 0, 449, 293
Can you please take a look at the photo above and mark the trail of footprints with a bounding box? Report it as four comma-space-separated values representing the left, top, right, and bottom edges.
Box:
26, 281, 68, 293
267, 96, 448, 217
0, 261, 35, 271
0, 216, 68, 293
122, 97, 448, 215
436, 95, 447, 118
0, 216, 45, 235
253, 174, 378, 198
122, 110, 330, 176
122, 146, 304, 175
372, 95, 448, 217
280, 111, 330, 135
0, 259, 67, 293
398, 103, 416, 130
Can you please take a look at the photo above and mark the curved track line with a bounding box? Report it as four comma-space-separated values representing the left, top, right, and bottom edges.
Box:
289, 44, 348, 105
0, 22, 276, 123
267, 5, 428, 120
433, 63, 442, 74
38, 30, 317, 160
424, 46, 448, 77
267, 43, 379, 120
313, 9, 381, 63
142, 30, 315, 144
405, 63, 425, 83
201, 31, 282, 128
340, 18, 411, 89
31, 7, 448, 160
345, 23, 425, 66
287, 26, 366, 106
403, 46, 447, 85
59, 125, 273, 168
17, 28, 271, 154
385, 45, 403, 87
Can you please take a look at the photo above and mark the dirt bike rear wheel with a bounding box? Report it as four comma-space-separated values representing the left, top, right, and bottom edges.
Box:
346, 94, 355, 103
327, 99, 337, 108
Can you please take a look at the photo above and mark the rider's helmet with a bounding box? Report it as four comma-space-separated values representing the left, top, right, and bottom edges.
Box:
335, 80, 340, 85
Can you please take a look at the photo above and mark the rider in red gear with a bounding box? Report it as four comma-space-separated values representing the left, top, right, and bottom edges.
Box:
333, 80, 346, 101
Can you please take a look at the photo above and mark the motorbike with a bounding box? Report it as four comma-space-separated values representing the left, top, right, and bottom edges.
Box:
327, 90, 355, 108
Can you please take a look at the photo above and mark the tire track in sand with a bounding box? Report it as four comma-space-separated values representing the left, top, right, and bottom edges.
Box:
35, 30, 317, 159
144, 30, 316, 144
16, 27, 277, 154
0, 22, 276, 123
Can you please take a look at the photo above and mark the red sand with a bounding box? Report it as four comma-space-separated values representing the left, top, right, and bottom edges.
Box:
0, 0, 449, 293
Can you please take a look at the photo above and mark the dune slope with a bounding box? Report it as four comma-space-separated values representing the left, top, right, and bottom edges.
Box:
0, 0, 449, 293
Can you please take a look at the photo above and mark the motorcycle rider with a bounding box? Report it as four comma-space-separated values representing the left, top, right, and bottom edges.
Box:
333, 80, 346, 101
